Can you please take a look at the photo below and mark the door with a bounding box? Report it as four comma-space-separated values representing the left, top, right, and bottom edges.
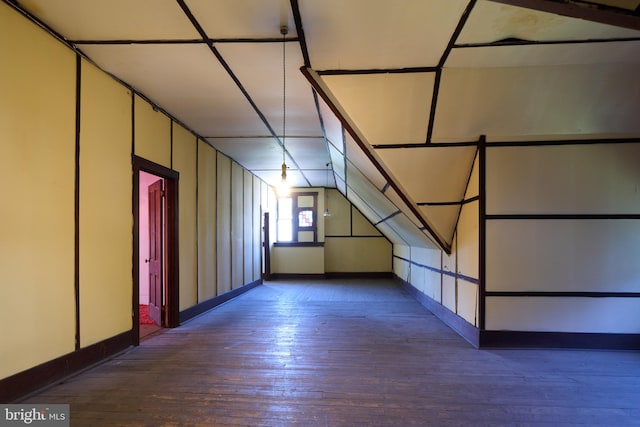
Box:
148, 179, 163, 326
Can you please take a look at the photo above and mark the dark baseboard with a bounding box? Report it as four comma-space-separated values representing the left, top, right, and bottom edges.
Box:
397, 276, 640, 351
268, 272, 394, 281
398, 276, 480, 348
267, 273, 326, 280
480, 330, 640, 350
325, 271, 394, 279
1, 330, 133, 403
179, 279, 262, 323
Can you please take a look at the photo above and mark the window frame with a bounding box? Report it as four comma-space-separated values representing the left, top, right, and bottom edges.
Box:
275, 192, 319, 245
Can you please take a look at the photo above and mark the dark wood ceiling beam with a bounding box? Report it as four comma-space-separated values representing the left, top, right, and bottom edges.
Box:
70, 37, 300, 45
317, 67, 439, 76
487, 0, 640, 31
455, 36, 640, 48
426, 0, 478, 144
290, 0, 311, 67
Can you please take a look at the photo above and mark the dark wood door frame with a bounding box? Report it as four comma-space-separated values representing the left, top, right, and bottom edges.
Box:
263, 212, 271, 281
133, 155, 180, 346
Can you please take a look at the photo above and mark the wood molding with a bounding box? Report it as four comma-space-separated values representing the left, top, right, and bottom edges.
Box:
179, 279, 262, 323
0, 331, 133, 403
480, 330, 640, 350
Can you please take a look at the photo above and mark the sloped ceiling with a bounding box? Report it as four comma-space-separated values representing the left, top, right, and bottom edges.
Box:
10, 0, 640, 253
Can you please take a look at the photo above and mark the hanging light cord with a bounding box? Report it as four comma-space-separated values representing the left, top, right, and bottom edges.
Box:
281, 25, 288, 168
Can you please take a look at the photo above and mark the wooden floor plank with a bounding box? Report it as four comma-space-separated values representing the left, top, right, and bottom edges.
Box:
22, 279, 640, 426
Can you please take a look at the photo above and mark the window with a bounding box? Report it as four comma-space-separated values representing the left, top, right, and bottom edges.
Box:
276, 192, 318, 243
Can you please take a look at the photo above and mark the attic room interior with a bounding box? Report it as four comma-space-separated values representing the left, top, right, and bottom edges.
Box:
1, 0, 639, 423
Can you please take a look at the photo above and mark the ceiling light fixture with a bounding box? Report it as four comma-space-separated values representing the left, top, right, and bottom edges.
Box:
276, 23, 290, 197
323, 162, 331, 217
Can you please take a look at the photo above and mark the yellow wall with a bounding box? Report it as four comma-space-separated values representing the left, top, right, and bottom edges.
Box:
0, 3, 268, 384
0, 2, 76, 378
173, 124, 197, 310
217, 154, 232, 294
134, 96, 171, 167
79, 59, 133, 347
197, 140, 217, 301
231, 162, 244, 289
270, 189, 392, 275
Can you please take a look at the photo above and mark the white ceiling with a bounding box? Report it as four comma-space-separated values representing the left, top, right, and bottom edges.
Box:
12, 0, 640, 252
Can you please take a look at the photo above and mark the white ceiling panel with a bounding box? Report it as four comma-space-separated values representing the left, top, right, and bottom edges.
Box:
282, 137, 331, 170
329, 146, 346, 181
447, 40, 640, 68
322, 73, 435, 145
205, 137, 283, 171
344, 134, 388, 191
375, 221, 408, 246
19, 0, 199, 40
300, 0, 469, 70
460, 0, 640, 44
434, 64, 640, 142
383, 214, 440, 249
81, 44, 270, 137
185, 0, 296, 39
376, 146, 476, 202
346, 160, 398, 220
217, 42, 322, 137
384, 188, 431, 230
317, 96, 344, 152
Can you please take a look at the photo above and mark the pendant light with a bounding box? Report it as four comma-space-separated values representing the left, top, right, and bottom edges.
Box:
276, 24, 290, 197
323, 162, 331, 217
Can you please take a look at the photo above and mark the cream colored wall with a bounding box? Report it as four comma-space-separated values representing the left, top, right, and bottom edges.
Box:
243, 171, 255, 284
393, 153, 480, 328
217, 154, 232, 295
0, 3, 76, 378
1, 3, 268, 383
485, 143, 640, 333
231, 162, 244, 289
324, 238, 391, 272
173, 124, 197, 310
197, 140, 217, 301
272, 247, 325, 274
270, 189, 392, 275
79, 59, 133, 347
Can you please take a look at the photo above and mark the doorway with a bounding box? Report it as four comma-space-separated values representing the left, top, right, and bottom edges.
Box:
133, 156, 179, 345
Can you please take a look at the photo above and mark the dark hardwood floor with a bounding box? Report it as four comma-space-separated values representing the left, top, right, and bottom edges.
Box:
23, 279, 640, 426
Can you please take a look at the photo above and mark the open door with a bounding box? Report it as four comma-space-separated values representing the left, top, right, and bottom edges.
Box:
147, 179, 163, 326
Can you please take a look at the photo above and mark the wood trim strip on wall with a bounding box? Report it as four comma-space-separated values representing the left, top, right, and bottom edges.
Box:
480, 330, 640, 350
486, 291, 640, 298
393, 254, 480, 285
74, 53, 82, 351
478, 135, 487, 331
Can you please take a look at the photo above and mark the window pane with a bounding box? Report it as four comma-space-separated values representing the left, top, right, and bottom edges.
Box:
279, 197, 293, 219
298, 209, 313, 227
277, 219, 292, 242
